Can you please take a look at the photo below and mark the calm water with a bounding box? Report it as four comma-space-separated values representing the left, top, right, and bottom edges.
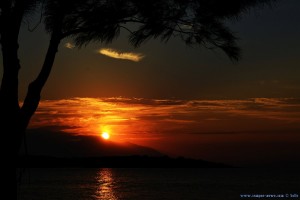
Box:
18, 168, 300, 200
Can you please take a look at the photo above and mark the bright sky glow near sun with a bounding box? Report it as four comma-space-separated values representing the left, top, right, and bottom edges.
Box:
101, 132, 110, 140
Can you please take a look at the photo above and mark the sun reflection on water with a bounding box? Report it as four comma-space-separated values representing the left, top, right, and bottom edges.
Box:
95, 168, 118, 200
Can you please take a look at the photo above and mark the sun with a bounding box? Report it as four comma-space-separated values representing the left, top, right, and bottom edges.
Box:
101, 132, 110, 140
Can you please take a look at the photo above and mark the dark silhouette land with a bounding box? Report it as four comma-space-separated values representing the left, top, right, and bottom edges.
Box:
19, 127, 232, 168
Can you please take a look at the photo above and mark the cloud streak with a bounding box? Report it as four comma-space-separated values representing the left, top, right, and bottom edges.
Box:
99, 48, 144, 62
64, 42, 75, 49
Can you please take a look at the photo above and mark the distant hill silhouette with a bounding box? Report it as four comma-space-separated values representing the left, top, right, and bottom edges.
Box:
21, 127, 162, 157
17, 155, 232, 168
18, 127, 232, 167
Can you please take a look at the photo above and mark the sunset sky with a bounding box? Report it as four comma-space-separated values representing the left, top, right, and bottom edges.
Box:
2, 1, 300, 166
29, 97, 300, 166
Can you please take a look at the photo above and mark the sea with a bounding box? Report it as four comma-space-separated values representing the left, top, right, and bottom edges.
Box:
18, 168, 300, 200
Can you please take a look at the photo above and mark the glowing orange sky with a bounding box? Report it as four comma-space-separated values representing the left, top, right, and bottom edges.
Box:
28, 97, 300, 166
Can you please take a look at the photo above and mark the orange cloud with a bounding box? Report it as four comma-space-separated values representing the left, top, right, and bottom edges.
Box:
29, 97, 300, 139
99, 48, 145, 62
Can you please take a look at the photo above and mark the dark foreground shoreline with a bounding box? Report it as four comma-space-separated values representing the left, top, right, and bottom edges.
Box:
17, 155, 233, 168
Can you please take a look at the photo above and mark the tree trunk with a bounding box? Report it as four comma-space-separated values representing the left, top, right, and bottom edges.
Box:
0, 1, 63, 155
0, 2, 25, 199
1, 3, 62, 198
0, 37, 22, 153
0, 1, 25, 154
20, 31, 62, 144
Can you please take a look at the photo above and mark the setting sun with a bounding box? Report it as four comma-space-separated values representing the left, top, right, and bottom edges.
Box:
101, 132, 110, 140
